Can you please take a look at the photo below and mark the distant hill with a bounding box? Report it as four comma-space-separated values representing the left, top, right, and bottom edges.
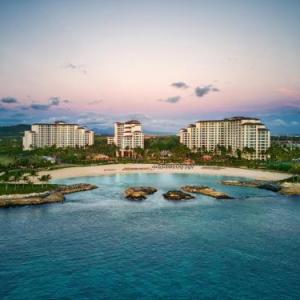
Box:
0, 124, 30, 138
92, 127, 175, 136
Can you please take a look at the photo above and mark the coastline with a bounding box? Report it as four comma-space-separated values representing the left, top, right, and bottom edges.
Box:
39, 164, 291, 181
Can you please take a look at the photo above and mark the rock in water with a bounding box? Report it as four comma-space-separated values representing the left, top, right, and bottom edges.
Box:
181, 185, 209, 193
43, 192, 65, 203
0, 191, 65, 208
58, 183, 98, 194
280, 182, 300, 196
163, 190, 195, 201
221, 180, 260, 187
181, 185, 233, 199
124, 187, 157, 200
257, 182, 281, 192
222, 180, 281, 193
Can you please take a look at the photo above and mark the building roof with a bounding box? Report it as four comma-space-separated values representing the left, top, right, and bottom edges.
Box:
125, 120, 141, 124
31, 122, 93, 132
225, 116, 259, 121
242, 122, 262, 126
33, 122, 78, 126
258, 128, 269, 131
195, 116, 260, 123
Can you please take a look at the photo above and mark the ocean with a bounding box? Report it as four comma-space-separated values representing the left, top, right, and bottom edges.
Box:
1, 173, 299, 299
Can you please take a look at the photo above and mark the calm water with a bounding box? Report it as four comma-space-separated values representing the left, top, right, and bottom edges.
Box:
1, 173, 300, 300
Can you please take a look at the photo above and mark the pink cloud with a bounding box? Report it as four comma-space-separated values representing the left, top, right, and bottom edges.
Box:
278, 87, 300, 98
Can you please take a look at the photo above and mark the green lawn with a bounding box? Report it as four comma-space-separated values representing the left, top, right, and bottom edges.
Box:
0, 155, 15, 166
0, 183, 59, 196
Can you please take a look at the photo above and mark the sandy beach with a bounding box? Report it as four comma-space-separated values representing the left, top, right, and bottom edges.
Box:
39, 164, 291, 181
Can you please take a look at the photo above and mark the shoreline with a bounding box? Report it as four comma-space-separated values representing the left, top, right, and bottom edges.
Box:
39, 164, 291, 181
0, 183, 97, 208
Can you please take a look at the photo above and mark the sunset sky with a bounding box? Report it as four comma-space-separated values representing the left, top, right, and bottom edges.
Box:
0, 0, 299, 134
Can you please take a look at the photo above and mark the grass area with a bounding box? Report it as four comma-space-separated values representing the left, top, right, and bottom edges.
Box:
0, 155, 15, 166
47, 163, 81, 170
0, 183, 59, 196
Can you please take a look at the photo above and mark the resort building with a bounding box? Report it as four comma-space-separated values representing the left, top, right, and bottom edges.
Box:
179, 117, 270, 160
23, 121, 94, 150
108, 120, 144, 157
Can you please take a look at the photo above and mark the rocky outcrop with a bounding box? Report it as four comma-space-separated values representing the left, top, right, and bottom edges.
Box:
257, 182, 281, 192
221, 180, 260, 188
221, 180, 281, 192
0, 191, 65, 208
181, 185, 209, 192
280, 182, 300, 196
181, 185, 233, 199
57, 183, 98, 194
163, 190, 195, 201
124, 187, 157, 200
43, 192, 65, 202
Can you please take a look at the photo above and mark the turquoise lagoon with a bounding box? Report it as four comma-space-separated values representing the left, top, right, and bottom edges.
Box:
0, 173, 300, 299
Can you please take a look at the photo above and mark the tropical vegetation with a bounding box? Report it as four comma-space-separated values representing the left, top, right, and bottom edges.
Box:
0, 131, 299, 178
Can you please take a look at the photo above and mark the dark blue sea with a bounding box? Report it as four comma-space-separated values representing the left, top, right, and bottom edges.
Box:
1, 173, 300, 300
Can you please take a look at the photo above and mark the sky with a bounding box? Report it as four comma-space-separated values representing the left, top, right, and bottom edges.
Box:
0, 0, 300, 134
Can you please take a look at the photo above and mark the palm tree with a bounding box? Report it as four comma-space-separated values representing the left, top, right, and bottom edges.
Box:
22, 175, 29, 188
242, 147, 256, 160
29, 169, 38, 185
1, 171, 10, 192
12, 173, 22, 191
290, 164, 300, 182
134, 147, 144, 159
39, 174, 52, 187
236, 149, 242, 160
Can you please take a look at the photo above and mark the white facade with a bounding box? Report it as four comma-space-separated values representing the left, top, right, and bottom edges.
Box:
23, 121, 94, 150
179, 117, 270, 160
108, 120, 144, 150
107, 137, 114, 145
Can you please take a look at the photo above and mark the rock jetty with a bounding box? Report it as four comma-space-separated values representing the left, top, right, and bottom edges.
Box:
0, 191, 65, 208
280, 182, 300, 196
58, 183, 98, 194
163, 190, 195, 201
181, 185, 233, 199
0, 183, 98, 208
221, 180, 259, 188
221, 180, 281, 192
124, 187, 157, 200
257, 182, 281, 192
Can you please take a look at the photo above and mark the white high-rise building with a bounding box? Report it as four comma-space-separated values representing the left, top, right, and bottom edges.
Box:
179, 117, 270, 160
23, 121, 94, 150
108, 120, 144, 156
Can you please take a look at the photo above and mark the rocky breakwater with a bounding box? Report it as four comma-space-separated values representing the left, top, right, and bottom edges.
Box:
221, 180, 281, 192
124, 187, 157, 200
0, 183, 98, 208
280, 182, 300, 196
163, 190, 195, 201
181, 185, 233, 199
221, 180, 259, 188
0, 191, 65, 208
57, 183, 98, 194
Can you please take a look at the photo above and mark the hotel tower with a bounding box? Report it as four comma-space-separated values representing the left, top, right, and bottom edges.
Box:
179, 117, 270, 160
23, 121, 94, 150
108, 120, 144, 157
